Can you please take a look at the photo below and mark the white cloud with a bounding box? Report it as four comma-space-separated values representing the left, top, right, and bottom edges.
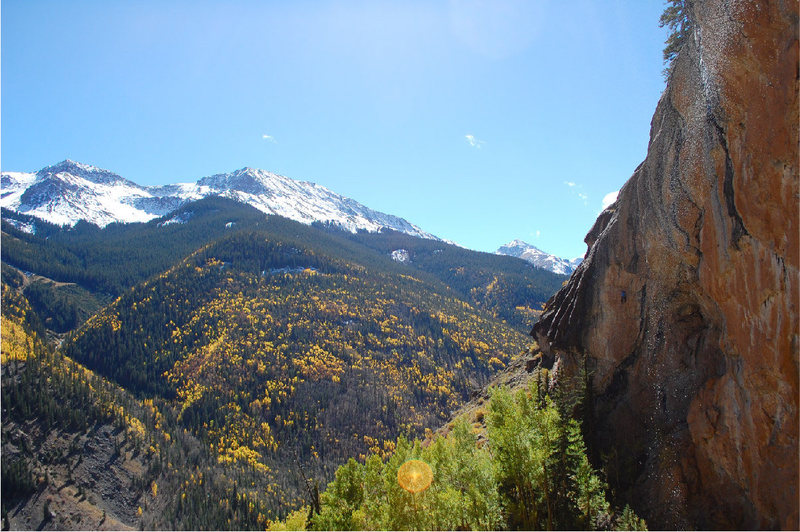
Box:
262, 134, 277, 143
601, 190, 619, 210
564, 181, 577, 188
465, 134, 486, 148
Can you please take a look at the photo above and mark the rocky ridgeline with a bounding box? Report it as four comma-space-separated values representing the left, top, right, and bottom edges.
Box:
532, 1, 798, 529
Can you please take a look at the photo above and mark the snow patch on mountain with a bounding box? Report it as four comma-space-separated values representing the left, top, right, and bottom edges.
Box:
158, 210, 194, 227
391, 249, 411, 263
496, 239, 582, 275
5, 218, 37, 235
1, 160, 437, 240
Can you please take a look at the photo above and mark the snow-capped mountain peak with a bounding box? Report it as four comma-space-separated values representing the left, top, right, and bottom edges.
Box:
1, 160, 437, 240
496, 239, 582, 276
500, 239, 535, 254
197, 167, 276, 195
1, 160, 156, 227
37, 159, 138, 187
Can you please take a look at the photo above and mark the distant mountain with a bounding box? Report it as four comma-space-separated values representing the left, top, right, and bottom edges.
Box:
496, 239, 582, 275
1, 160, 436, 239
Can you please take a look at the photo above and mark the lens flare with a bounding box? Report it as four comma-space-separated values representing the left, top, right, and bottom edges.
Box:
397, 459, 433, 494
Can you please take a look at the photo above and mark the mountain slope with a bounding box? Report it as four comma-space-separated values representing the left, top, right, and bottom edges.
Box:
531, 1, 798, 528
0, 281, 284, 530
59, 225, 530, 515
496, 239, 582, 275
2, 198, 564, 334
1, 160, 435, 238
1, 197, 274, 296
347, 230, 566, 330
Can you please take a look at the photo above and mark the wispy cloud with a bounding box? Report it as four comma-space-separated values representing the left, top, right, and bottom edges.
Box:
564, 181, 577, 188
465, 134, 486, 148
262, 134, 277, 143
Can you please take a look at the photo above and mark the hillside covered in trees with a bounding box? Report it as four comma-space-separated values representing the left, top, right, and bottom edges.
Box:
1, 198, 573, 526
1, 282, 284, 529
58, 226, 533, 513
2, 278, 645, 530
1, 198, 564, 336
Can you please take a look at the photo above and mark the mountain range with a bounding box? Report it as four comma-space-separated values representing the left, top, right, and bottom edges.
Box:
1, 160, 582, 276
0, 159, 435, 239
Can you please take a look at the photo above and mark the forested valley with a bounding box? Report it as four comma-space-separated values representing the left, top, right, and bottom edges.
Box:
0, 198, 644, 529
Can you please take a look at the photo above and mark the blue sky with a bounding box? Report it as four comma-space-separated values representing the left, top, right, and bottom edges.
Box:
2, 1, 668, 258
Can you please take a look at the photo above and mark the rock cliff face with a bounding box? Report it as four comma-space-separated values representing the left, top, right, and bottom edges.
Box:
532, 1, 798, 529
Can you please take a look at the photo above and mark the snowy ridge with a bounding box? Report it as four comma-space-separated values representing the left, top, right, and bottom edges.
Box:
1, 160, 436, 240
496, 239, 582, 276
195, 168, 433, 238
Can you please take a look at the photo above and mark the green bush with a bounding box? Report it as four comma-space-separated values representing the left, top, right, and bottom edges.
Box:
309, 378, 646, 530
311, 421, 503, 531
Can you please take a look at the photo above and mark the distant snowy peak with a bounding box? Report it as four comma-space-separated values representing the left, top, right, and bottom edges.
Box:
194, 167, 436, 239
2, 160, 160, 227
496, 239, 582, 276
1, 160, 437, 240
38, 159, 135, 186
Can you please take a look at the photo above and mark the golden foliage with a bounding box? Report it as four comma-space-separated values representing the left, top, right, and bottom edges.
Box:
1, 316, 35, 363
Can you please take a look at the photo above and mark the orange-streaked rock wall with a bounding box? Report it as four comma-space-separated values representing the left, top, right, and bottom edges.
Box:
533, 1, 798, 528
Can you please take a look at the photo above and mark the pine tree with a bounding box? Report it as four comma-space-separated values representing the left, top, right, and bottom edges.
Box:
660, 0, 692, 78
617, 504, 648, 531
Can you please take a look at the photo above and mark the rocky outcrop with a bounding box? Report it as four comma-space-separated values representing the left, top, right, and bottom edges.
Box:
532, 1, 798, 529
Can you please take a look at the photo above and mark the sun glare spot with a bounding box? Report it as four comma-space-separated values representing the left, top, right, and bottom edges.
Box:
397, 459, 433, 494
